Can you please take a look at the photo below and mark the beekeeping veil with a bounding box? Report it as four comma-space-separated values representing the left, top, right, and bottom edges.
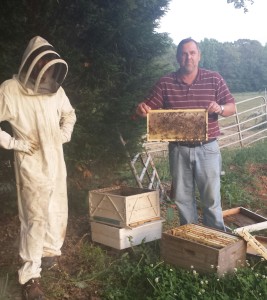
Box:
17, 36, 68, 94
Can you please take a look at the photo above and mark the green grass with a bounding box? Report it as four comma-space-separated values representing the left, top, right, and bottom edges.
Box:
1, 130, 267, 299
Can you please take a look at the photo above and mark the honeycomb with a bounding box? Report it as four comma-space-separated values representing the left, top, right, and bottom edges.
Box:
168, 224, 240, 249
147, 109, 208, 142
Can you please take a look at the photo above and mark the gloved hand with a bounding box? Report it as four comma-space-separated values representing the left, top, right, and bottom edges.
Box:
9, 138, 39, 155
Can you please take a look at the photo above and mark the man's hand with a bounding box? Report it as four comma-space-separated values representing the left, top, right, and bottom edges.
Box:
136, 102, 151, 117
207, 101, 222, 115
11, 139, 39, 155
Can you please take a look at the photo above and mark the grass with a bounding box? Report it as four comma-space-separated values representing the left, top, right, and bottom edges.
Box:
0, 274, 8, 300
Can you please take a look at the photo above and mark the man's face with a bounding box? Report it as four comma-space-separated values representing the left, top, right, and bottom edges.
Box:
177, 41, 201, 75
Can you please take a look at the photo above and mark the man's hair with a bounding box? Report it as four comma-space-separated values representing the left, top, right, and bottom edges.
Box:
176, 38, 200, 57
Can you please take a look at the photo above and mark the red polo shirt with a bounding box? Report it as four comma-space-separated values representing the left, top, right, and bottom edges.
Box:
144, 68, 235, 139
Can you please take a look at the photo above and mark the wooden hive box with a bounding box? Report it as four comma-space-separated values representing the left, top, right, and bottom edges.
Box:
223, 207, 267, 232
161, 224, 246, 276
89, 186, 160, 228
147, 109, 208, 142
91, 219, 164, 250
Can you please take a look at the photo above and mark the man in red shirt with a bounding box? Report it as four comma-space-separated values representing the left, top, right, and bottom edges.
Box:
136, 38, 235, 230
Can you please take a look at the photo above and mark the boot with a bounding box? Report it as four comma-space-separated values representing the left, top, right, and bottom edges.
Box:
42, 256, 60, 271
22, 278, 45, 300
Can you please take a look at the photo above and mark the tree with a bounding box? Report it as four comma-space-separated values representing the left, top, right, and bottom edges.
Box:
0, 0, 173, 187
227, 0, 255, 13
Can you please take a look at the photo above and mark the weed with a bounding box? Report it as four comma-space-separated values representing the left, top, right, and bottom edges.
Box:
0, 274, 8, 300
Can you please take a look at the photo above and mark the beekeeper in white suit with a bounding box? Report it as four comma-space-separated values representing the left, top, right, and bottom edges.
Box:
0, 36, 76, 300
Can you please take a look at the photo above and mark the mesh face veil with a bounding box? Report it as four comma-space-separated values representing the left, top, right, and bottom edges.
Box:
18, 37, 68, 94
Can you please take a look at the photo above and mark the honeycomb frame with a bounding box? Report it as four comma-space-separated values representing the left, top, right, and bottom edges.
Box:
147, 109, 208, 142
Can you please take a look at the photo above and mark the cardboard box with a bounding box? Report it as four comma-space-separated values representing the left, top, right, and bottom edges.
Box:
89, 186, 160, 228
91, 219, 164, 250
223, 207, 267, 232
161, 224, 246, 276
147, 109, 208, 142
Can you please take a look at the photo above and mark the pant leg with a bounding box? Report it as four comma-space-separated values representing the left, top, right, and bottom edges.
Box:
169, 143, 198, 225
17, 185, 51, 284
17, 179, 68, 284
42, 178, 68, 257
194, 141, 225, 230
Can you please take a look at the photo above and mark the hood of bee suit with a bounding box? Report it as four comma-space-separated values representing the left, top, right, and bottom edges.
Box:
17, 36, 68, 94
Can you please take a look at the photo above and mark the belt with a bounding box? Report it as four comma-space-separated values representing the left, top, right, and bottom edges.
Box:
172, 138, 217, 148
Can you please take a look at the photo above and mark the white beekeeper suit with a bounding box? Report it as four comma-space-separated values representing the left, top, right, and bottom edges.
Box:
0, 36, 76, 284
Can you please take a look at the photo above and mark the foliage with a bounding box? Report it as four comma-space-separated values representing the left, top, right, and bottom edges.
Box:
0, 0, 173, 189
227, 0, 255, 13
199, 39, 267, 93
1, 0, 267, 196
0, 274, 8, 300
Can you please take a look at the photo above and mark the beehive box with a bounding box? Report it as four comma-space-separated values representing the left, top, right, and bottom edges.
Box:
91, 219, 164, 250
161, 224, 246, 276
223, 207, 267, 231
147, 109, 208, 142
89, 186, 160, 228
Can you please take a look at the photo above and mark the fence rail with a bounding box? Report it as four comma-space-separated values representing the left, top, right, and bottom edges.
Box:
218, 95, 267, 148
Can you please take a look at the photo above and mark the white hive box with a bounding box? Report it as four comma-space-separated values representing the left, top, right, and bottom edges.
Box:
89, 186, 160, 228
91, 219, 164, 250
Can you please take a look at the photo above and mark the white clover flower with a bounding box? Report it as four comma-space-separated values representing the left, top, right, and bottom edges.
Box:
255, 273, 259, 277
216, 265, 220, 269
210, 264, 214, 269
191, 265, 194, 269
200, 281, 204, 285
234, 268, 238, 272
217, 278, 220, 282
201, 289, 205, 293
169, 269, 173, 272
198, 292, 202, 295
155, 277, 159, 283
150, 264, 154, 267
262, 275, 266, 279
193, 270, 197, 275
205, 280, 208, 284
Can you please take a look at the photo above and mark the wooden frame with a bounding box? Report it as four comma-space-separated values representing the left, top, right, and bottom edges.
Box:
223, 207, 267, 232
147, 109, 208, 142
